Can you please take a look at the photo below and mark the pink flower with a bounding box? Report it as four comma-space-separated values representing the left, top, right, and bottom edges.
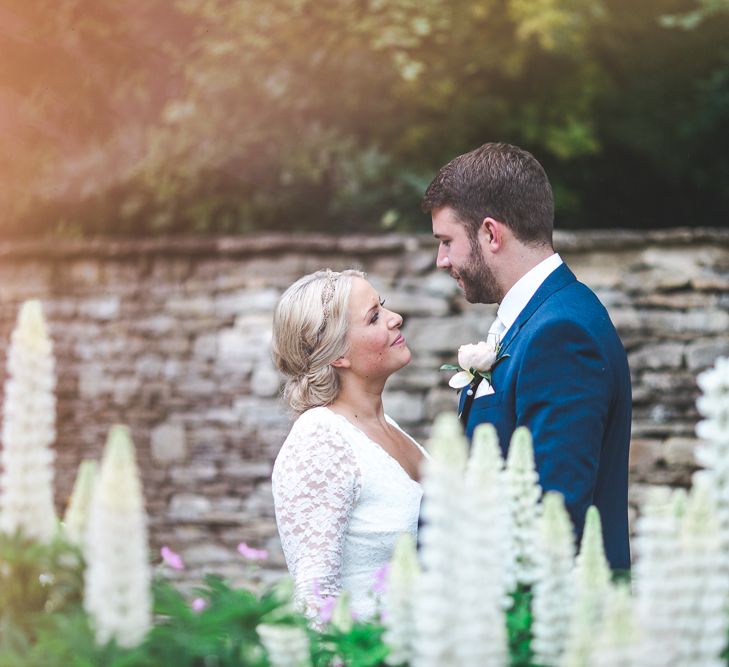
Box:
237, 542, 268, 561
160, 545, 185, 571
372, 563, 389, 594
191, 597, 207, 612
318, 596, 337, 624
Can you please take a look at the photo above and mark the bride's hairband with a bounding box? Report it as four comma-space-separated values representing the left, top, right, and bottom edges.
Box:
320, 269, 337, 322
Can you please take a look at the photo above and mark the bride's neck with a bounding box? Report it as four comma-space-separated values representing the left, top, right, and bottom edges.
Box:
329, 380, 385, 424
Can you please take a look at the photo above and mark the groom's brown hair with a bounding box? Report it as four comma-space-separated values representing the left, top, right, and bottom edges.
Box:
421, 142, 554, 248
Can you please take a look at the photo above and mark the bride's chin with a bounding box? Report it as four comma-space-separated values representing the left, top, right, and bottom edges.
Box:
397, 347, 413, 368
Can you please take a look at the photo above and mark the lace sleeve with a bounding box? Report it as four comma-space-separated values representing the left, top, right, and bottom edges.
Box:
272, 412, 361, 617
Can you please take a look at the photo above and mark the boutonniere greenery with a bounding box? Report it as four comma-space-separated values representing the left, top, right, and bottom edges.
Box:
440, 339, 510, 389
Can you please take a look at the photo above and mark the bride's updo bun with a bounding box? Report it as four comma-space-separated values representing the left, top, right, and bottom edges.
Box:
272, 269, 364, 413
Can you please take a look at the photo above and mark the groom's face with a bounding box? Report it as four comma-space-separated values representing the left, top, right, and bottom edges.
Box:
432, 207, 500, 304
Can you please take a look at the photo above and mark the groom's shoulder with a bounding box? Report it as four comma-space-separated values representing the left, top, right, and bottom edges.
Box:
546, 270, 609, 315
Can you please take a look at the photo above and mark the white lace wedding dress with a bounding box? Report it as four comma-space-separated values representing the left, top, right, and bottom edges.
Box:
271, 406, 427, 620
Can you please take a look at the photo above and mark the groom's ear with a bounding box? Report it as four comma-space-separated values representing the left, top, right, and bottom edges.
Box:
480, 217, 504, 252
331, 356, 351, 369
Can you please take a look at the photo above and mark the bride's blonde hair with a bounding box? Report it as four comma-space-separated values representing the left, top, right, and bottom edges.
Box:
272, 268, 364, 413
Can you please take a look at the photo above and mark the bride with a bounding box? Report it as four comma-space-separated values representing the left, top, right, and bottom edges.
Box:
271, 268, 427, 620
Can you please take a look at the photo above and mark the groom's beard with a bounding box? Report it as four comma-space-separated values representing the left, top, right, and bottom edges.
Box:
456, 246, 501, 304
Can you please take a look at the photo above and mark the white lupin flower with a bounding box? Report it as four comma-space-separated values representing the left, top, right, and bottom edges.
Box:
505, 426, 541, 586
330, 591, 354, 633
561, 506, 611, 667
413, 413, 468, 667
257, 624, 312, 667
590, 583, 640, 667
695, 357, 729, 563
62, 460, 97, 546
672, 475, 729, 667
695, 357, 729, 447
631, 486, 682, 667
383, 533, 420, 666
83, 425, 151, 648
453, 423, 509, 665
0, 300, 57, 542
531, 492, 576, 667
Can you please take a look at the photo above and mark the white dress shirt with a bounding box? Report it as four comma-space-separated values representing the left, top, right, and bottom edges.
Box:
475, 253, 563, 398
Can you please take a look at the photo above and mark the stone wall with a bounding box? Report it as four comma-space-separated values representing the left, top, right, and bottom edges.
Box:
0, 229, 727, 583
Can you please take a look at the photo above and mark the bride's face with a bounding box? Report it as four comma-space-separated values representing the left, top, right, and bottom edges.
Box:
337, 277, 411, 380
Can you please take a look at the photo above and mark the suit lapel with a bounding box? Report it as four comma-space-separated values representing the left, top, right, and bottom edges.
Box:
497, 264, 577, 356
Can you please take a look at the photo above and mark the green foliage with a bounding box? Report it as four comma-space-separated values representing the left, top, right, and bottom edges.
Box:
0, 532, 83, 638
137, 575, 298, 666
312, 623, 390, 667
507, 585, 534, 667
2, 0, 728, 236
0, 532, 85, 667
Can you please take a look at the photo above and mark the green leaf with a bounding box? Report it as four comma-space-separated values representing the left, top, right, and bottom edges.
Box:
439, 363, 460, 371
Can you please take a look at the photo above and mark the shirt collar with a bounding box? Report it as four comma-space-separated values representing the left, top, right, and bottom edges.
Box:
497, 253, 563, 334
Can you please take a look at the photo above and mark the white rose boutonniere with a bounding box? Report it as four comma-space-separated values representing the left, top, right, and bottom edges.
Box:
440, 338, 509, 390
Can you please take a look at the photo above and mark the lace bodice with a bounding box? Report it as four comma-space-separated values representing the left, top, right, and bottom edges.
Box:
271, 406, 426, 620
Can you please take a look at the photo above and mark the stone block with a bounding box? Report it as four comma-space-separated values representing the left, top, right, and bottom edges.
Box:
401, 271, 460, 299
171, 526, 207, 543
425, 389, 459, 421
379, 290, 449, 317
386, 367, 443, 391
628, 343, 685, 371
112, 375, 141, 405
383, 390, 426, 425
77, 363, 110, 399
218, 324, 271, 366
182, 543, 236, 566
133, 315, 178, 336
135, 354, 165, 378
640, 247, 704, 275
570, 252, 631, 289
251, 360, 281, 398
165, 295, 215, 317
692, 274, 729, 290
405, 317, 482, 354
591, 288, 627, 308
193, 333, 218, 360
243, 481, 276, 516
633, 292, 718, 310
686, 339, 729, 372
221, 460, 272, 481
214, 288, 279, 318
201, 407, 241, 425
174, 376, 217, 397
235, 397, 287, 430
158, 336, 191, 355
663, 437, 698, 467
42, 299, 78, 318
640, 371, 696, 394
151, 422, 188, 464
169, 493, 212, 520
170, 461, 218, 487
78, 296, 121, 320
629, 438, 664, 478
610, 308, 729, 335
624, 269, 692, 292
68, 260, 102, 286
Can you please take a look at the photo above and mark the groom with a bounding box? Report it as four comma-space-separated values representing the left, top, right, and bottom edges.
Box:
423, 143, 632, 570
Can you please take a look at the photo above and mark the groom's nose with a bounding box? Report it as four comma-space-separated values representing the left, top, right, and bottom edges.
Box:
436, 245, 451, 269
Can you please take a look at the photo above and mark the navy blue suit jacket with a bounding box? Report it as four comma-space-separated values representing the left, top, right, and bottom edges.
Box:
459, 264, 632, 570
